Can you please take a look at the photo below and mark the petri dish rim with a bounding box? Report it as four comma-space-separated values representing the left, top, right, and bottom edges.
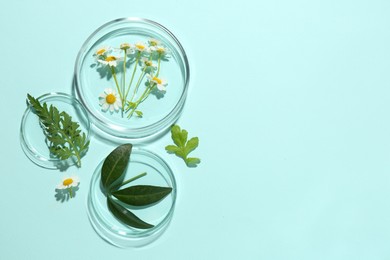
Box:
20, 92, 91, 169
87, 147, 177, 247
74, 17, 190, 141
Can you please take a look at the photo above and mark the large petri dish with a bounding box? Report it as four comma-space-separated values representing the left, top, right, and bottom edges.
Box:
74, 18, 190, 141
87, 147, 177, 247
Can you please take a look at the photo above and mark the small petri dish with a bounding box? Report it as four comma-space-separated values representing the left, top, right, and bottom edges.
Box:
20, 92, 91, 169
74, 18, 190, 141
87, 147, 177, 248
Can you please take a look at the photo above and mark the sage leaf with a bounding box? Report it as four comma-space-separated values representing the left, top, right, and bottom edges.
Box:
112, 185, 172, 206
107, 198, 154, 229
101, 144, 132, 191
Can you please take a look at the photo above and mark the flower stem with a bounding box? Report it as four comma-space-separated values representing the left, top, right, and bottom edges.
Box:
117, 172, 147, 188
127, 83, 155, 118
156, 55, 161, 77
111, 67, 124, 117
123, 49, 127, 97
68, 187, 73, 198
124, 52, 140, 101
129, 69, 146, 103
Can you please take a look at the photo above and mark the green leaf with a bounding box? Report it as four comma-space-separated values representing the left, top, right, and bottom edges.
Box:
101, 144, 132, 191
135, 110, 143, 117
127, 102, 136, 108
171, 125, 183, 147
165, 145, 180, 153
26, 94, 90, 167
112, 185, 172, 206
107, 198, 154, 229
186, 157, 201, 167
166, 124, 201, 168
185, 137, 199, 154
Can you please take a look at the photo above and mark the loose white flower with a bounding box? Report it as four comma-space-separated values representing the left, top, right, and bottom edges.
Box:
57, 176, 80, 189
141, 57, 157, 71
98, 55, 122, 67
99, 88, 122, 112
147, 74, 168, 91
134, 42, 150, 53
57, 176, 80, 199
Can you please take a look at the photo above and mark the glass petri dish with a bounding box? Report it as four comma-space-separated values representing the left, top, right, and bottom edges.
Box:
74, 18, 190, 141
87, 147, 177, 248
20, 92, 91, 169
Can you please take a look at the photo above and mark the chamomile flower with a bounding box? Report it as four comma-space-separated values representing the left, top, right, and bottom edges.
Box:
98, 55, 122, 67
148, 38, 160, 47
94, 46, 111, 57
147, 74, 168, 91
99, 88, 122, 112
151, 45, 170, 59
140, 57, 157, 71
57, 176, 80, 199
120, 42, 132, 50
134, 42, 150, 53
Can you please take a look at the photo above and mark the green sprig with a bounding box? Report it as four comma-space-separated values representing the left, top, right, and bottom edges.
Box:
165, 125, 200, 167
101, 144, 173, 229
27, 94, 90, 167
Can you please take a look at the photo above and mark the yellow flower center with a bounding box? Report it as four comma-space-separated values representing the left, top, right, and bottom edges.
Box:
63, 178, 73, 186
136, 44, 145, 50
153, 77, 162, 84
145, 60, 153, 66
157, 47, 165, 54
105, 56, 117, 61
106, 94, 116, 104
96, 48, 106, 55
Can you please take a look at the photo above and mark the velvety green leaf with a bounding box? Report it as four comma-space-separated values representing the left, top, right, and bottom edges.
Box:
112, 185, 172, 206
179, 129, 188, 146
174, 149, 186, 158
186, 157, 201, 167
165, 145, 180, 153
185, 137, 199, 155
107, 198, 154, 229
171, 125, 183, 147
101, 144, 132, 191
166, 124, 201, 167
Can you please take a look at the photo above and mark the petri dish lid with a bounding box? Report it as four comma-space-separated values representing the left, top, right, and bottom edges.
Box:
87, 147, 177, 247
20, 92, 91, 169
74, 17, 190, 141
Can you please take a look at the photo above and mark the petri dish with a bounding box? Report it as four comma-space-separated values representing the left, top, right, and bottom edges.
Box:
87, 147, 177, 247
74, 17, 190, 141
20, 92, 91, 169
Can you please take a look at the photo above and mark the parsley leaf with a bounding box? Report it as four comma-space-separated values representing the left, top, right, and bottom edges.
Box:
165, 125, 200, 167
27, 94, 90, 167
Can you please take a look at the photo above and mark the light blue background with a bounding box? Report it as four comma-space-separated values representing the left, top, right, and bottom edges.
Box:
1, 0, 390, 259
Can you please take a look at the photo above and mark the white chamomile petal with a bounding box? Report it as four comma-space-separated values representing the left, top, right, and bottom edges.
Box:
102, 103, 109, 111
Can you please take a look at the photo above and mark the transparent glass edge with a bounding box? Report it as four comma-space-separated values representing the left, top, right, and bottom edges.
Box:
74, 17, 190, 140
86, 147, 177, 243
20, 92, 91, 168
